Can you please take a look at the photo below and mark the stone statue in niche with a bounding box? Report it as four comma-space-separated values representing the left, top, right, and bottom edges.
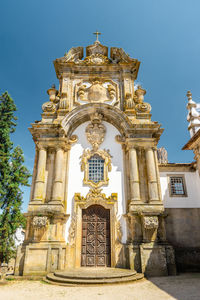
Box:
157, 147, 168, 164
124, 93, 135, 110
77, 79, 117, 104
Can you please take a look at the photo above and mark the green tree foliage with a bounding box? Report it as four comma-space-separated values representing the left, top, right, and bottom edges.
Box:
0, 92, 31, 263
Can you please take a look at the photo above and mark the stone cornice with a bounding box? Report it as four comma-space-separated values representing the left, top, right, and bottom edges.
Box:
182, 129, 200, 150
54, 61, 140, 80
159, 162, 196, 172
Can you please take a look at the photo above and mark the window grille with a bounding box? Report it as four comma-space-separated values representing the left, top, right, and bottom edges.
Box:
170, 176, 185, 196
88, 154, 104, 183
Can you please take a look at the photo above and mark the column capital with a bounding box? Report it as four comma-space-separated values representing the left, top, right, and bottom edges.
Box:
36, 142, 47, 151
145, 146, 153, 153
126, 144, 142, 151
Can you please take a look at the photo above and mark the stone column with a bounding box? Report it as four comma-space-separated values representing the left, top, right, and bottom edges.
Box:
129, 147, 140, 203
145, 147, 159, 201
153, 147, 162, 200
33, 146, 47, 202
51, 147, 64, 203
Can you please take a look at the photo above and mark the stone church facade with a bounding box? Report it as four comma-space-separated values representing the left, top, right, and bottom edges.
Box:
14, 39, 200, 277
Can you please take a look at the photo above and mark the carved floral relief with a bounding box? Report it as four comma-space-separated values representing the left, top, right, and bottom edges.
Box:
32, 216, 48, 228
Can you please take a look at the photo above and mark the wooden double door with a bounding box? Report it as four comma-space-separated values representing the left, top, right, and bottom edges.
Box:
81, 205, 111, 267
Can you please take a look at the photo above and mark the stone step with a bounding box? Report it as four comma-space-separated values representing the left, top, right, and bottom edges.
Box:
45, 268, 144, 286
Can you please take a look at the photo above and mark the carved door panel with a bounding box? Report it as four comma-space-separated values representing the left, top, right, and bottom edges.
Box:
81, 205, 111, 267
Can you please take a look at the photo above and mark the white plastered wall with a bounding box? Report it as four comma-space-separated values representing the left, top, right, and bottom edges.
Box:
65, 121, 127, 243
160, 171, 200, 208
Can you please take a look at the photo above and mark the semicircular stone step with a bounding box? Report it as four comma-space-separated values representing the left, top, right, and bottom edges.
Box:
46, 268, 144, 286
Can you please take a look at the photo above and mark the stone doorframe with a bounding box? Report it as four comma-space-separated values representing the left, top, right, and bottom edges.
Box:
72, 190, 118, 268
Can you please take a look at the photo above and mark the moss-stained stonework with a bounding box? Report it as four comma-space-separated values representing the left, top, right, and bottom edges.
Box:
15, 39, 176, 276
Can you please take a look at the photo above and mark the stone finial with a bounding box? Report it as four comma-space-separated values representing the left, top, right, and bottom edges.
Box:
47, 84, 58, 102
187, 90, 192, 101
186, 90, 200, 137
134, 86, 146, 103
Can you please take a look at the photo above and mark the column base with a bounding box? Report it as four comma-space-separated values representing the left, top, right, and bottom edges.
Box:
128, 242, 176, 276
15, 242, 67, 276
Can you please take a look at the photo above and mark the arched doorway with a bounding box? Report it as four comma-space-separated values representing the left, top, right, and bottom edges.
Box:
81, 205, 111, 267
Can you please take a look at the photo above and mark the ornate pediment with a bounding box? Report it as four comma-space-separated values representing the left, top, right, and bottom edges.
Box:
74, 189, 117, 205
61, 47, 84, 63
110, 47, 136, 64
86, 41, 108, 57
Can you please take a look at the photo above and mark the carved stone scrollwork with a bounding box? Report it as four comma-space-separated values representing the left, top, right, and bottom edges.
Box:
32, 216, 48, 228
110, 47, 135, 64
42, 102, 56, 113
74, 189, 117, 205
135, 102, 151, 113
86, 113, 106, 151
116, 218, 122, 243
83, 54, 110, 65
69, 135, 78, 144
64, 47, 84, 62
68, 216, 76, 246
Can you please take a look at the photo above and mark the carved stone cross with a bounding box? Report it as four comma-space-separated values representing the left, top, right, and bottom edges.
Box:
93, 30, 101, 42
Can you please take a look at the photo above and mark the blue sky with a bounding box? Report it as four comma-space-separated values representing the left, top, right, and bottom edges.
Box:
1, 0, 200, 210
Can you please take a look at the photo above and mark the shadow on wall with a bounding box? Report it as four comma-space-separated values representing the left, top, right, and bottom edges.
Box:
165, 207, 200, 272
161, 182, 200, 272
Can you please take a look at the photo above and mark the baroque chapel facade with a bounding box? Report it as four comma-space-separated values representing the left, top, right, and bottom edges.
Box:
15, 38, 200, 277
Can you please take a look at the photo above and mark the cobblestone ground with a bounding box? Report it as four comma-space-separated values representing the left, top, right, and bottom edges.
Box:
0, 273, 200, 300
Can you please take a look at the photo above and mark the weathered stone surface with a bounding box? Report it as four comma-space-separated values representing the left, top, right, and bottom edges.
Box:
15, 39, 173, 278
